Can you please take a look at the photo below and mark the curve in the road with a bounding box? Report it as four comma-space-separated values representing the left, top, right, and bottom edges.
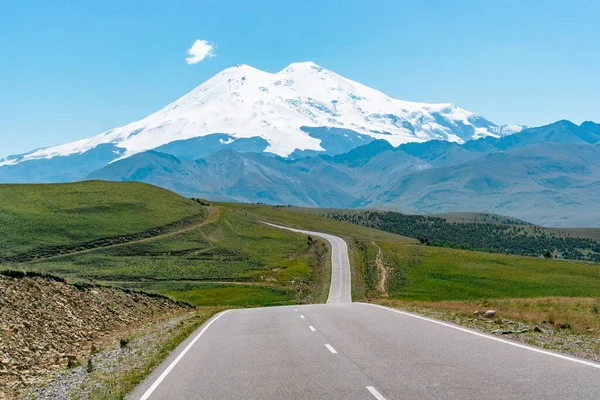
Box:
130, 223, 600, 400
262, 222, 352, 304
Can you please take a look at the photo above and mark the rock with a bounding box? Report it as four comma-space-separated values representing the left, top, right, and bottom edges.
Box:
534, 326, 543, 333
555, 322, 570, 329
473, 310, 483, 316
483, 310, 496, 319
501, 330, 514, 335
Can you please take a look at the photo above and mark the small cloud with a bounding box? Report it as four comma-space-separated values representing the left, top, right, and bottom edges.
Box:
185, 39, 216, 64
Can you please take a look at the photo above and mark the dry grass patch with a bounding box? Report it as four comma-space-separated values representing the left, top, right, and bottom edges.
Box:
378, 297, 600, 334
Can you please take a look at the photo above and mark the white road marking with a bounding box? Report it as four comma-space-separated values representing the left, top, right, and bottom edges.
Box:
366, 386, 387, 400
309, 325, 316, 332
294, 308, 298, 311
325, 344, 337, 354
261, 222, 351, 304
300, 315, 305, 319
138, 310, 231, 400
364, 303, 600, 370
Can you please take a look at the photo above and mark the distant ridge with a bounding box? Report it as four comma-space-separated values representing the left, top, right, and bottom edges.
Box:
1, 61, 522, 182
86, 120, 600, 227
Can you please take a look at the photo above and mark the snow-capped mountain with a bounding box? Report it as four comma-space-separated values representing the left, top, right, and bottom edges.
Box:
1, 61, 522, 169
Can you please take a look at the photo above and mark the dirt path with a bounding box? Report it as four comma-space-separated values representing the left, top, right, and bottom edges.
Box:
98, 279, 268, 287
28, 207, 220, 263
372, 242, 388, 295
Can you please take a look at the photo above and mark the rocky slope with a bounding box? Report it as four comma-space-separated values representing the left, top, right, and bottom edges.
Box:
0, 271, 186, 399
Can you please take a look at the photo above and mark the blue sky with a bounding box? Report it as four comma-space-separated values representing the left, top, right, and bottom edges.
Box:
1, 0, 599, 157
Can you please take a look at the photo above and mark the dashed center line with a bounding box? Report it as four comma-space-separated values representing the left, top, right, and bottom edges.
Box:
300, 315, 305, 319
294, 308, 298, 311
308, 325, 316, 332
366, 386, 386, 400
325, 344, 337, 354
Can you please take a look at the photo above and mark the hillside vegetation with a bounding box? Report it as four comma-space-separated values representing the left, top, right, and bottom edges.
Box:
4, 182, 600, 311
0, 182, 330, 308
0, 182, 333, 397
3, 182, 600, 377
224, 204, 600, 295
0, 181, 204, 261
322, 210, 600, 262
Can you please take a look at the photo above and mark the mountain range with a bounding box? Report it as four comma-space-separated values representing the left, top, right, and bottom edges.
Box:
86, 120, 600, 227
2, 63, 598, 227
1, 62, 521, 183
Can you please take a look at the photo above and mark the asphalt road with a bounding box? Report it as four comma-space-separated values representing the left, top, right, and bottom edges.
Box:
262, 222, 352, 304
129, 225, 600, 400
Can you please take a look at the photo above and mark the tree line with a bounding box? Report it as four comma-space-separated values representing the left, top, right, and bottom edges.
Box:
325, 211, 600, 262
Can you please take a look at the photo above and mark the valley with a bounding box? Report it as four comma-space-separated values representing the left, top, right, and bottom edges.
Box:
4, 3, 600, 398
2, 181, 600, 397
16, 120, 598, 227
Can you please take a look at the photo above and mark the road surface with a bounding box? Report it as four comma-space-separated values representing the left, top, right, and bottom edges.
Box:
262, 222, 352, 304
129, 224, 600, 400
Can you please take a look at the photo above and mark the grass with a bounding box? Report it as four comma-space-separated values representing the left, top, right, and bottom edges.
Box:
378, 297, 600, 334
4, 181, 600, 340
219, 203, 600, 336
2, 183, 330, 307
113, 282, 295, 307
0, 181, 204, 259
376, 242, 600, 301
80, 308, 221, 400
223, 203, 415, 243
22, 208, 324, 286
225, 204, 600, 298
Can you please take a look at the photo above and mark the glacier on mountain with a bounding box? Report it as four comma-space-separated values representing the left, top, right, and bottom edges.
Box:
1, 61, 523, 167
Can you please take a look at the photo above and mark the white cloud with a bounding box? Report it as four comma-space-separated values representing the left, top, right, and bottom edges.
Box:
185, 39, 216, 64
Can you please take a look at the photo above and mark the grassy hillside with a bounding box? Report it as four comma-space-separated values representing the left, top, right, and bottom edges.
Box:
374, 241, 600, 301
0, 182, 331, 307
222, 203, 600, 334
320, 209, 600, 261
0, 181, 204, 260
428, 212, 532, 225
26, 207, 330, 306
223, 205, 600, 292
3, 182, 600, 332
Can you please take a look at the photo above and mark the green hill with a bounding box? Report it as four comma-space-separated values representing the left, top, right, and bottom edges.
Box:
3, 181, 600, 332
0, 182, 334, 307
0, 181, 204, 260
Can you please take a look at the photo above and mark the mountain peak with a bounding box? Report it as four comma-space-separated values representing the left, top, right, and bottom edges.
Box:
282, 61, 322, 69
1, 62, 522, 168
218, 63, 266, 77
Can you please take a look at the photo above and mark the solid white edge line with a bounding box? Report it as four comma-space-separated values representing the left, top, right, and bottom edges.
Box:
138, 310, 231, 400
260, 222, 348, 305
362, 303, 600, 369
366, 386, 387, 400
325, 344, 338, 354
309, 325, 316, 332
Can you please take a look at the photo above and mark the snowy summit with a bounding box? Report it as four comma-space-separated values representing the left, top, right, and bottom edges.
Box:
2, 61, 523, 166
